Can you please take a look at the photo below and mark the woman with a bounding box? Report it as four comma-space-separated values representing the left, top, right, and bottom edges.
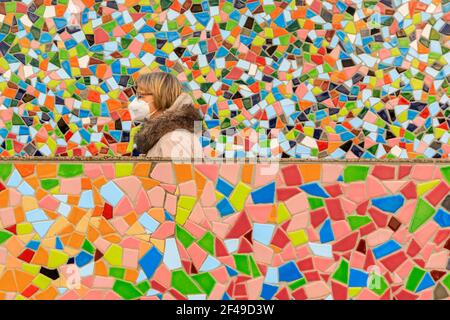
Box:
128, 72, 203, 159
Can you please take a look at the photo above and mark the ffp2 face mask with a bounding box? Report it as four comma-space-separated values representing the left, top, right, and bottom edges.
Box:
128, 98, 150, 122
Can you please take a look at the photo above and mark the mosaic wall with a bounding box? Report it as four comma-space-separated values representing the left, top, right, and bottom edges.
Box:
0, 161, 448, 300
0, 0, 448, 158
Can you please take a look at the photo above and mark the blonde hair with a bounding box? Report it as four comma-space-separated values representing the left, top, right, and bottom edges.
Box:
136, 72, 184, 111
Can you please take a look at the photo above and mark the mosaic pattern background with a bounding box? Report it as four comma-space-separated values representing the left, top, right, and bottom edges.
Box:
0, 0, 448, 158
0, 161, 448, 300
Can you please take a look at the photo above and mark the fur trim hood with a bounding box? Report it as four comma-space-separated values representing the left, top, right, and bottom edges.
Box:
134, 92, 203, 154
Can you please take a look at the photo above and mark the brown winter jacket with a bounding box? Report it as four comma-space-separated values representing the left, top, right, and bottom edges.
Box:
134, 92, 203, 158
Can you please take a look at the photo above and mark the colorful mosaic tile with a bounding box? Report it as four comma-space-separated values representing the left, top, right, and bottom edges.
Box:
0, 0, 448, 158
0, 161, 448, 300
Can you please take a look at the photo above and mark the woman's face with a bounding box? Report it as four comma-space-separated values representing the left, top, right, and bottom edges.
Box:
136, 87, 156, 113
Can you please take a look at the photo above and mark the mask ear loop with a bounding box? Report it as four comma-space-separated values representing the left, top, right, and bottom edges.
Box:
146, 109, 158, 120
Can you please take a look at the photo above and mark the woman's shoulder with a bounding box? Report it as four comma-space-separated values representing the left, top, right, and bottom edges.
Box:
161, 129, 196, 140
162, 129, 201, 146
151, 129, 201, 158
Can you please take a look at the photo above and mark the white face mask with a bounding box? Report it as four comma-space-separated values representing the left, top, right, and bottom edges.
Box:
128, 98, 153, 122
